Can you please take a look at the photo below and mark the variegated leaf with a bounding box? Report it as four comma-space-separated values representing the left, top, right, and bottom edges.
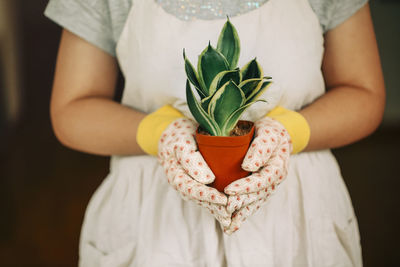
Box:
183, 49, 207, 98
238, 78, 264, 98
201, 94, 213, 113
217, 18, 240, 69
221, 100, 266, 136
198, 43, 230, 95
208, 81, 245, 136
241, 58, 263, 81
186, 80, 220, 136
208, 69, 241, 96
245, 80, 272, 104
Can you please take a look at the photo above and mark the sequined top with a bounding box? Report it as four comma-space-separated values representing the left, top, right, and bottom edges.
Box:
155, 0, 267, 21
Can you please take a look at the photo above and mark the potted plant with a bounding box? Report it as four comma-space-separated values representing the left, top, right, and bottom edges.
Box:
183, 18, 272, 192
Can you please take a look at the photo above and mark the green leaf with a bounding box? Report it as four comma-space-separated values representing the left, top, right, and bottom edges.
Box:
238, 78, 264, 98
245, 80, 272, 104
241, 58, 263, 80
198, 43, 230, 95
183, 49, 207, 98
186, 80, 220, 136
201, 94, 213, 112
208, 81, 245, 136
217, 18, 240, 69
208, 68, 241, 96
221, 100, 266, 136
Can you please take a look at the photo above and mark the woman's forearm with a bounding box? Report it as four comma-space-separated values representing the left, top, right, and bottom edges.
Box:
52, 96, 146, 156
300, 84, 385, 151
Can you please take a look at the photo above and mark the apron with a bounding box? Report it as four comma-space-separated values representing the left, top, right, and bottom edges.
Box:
78, 0, 363, 266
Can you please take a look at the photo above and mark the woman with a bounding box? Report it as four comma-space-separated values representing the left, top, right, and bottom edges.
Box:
45, 0, 385, 265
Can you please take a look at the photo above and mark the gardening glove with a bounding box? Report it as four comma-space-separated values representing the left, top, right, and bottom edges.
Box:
223, 106, 310, 234
137, 105, 232, 227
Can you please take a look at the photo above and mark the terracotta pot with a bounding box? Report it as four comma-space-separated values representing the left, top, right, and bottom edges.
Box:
195, 121, 255, 193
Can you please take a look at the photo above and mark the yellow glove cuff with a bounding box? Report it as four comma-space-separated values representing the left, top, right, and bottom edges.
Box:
136, 105, 184, 156
267, 106, 310, 154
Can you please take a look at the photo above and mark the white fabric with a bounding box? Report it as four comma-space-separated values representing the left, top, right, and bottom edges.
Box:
79, 0, 363, 265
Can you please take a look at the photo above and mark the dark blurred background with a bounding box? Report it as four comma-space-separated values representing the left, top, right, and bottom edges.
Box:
0, 0, 399, 266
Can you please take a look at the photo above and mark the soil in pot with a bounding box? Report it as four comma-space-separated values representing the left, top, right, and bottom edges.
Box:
196, 121, 255, 193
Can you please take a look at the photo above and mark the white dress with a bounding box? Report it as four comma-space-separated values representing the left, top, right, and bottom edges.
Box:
79, 0, 363, 266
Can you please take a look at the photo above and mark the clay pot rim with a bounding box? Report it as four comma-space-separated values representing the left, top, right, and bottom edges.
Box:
195, 120, 255, 147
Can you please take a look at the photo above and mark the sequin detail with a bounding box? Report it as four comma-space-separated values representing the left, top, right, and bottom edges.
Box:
155, 0, 269, 21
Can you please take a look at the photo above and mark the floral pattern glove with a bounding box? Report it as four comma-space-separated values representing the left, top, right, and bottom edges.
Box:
223, 117, 292, 234
158, 118, 232, 228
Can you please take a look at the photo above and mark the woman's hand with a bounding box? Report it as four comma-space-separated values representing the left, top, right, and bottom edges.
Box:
158, 117, 232, 228
223, 117, 291, 234
136, 106, 233, 227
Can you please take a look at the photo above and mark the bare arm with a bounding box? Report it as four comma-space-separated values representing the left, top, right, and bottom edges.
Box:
51, 30, 146, 156
300, 4, 385, 151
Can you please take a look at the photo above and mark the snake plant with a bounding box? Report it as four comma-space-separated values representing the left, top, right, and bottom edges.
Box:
184, 18, 272, 136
